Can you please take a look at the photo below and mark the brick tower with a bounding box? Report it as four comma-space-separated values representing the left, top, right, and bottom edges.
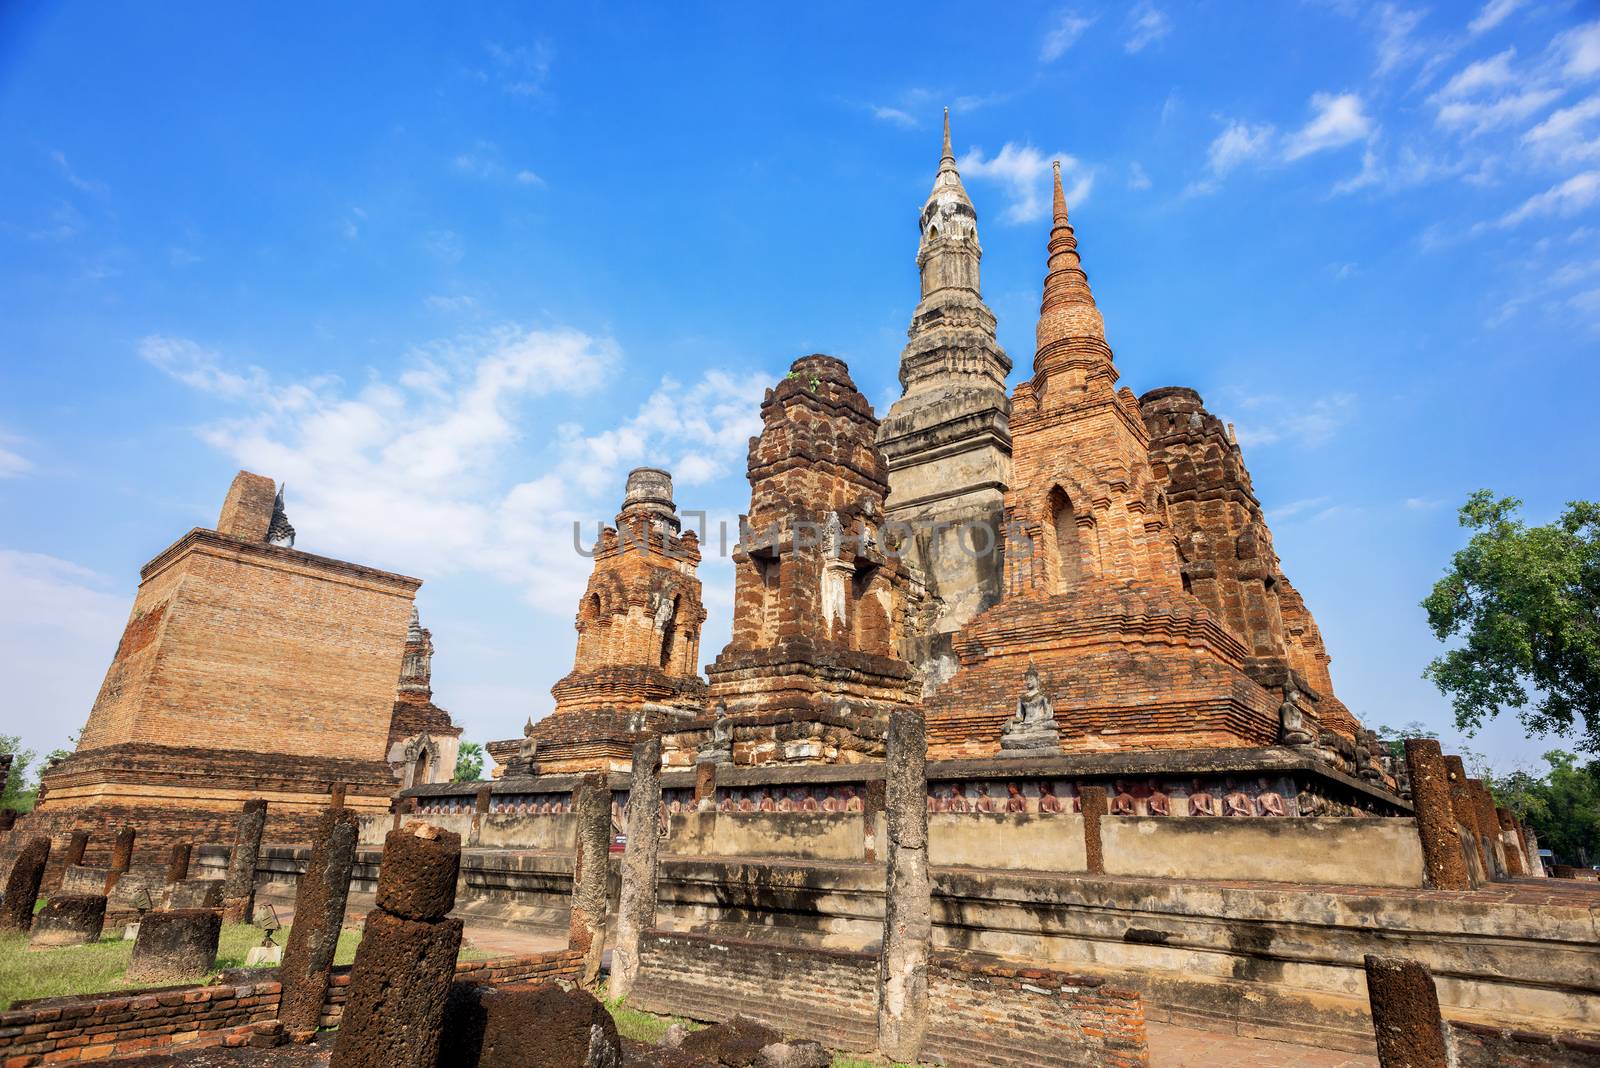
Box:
924, 166, 1282, 758
386, 608, 463, 787
513, 467, 708, 774
1139, 387, 1361, 739
10, 471, 415, 868
878, 110, 1012, 692
665, 355, 920, 766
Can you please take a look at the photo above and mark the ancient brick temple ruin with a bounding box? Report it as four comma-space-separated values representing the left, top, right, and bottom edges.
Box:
489, 468, 710, 777
656, 354, 922, 768
3, 471, 452, 869
388, 608, 464, 789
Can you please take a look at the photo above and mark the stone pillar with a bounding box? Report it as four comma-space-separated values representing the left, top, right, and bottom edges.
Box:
692, 762, 717, 810
279, 809, 361, 1037
30, 894, 107, 948
223, 798, 268, 924
1468, 781, 1502, 877
1495, 808, 1525, 877
877, 708, 931, 1064
108, 825, 136, 889
0, 836, 51, 932
127, 909, 223, 984
469, 784, 493, 847
1403, 740, 1469, 891
331, 782, 347, 809
1363, 954, 1447, 1068
165, 842, 193, 884
1080, 785, 1108, 875
65, 828, 91, 867
331, 823, 464, 1068
1443, 756, 1488, 877
611, 737, 662, 1002
862, 778, 887, 862
1525, 828, 1546, 877
568, 773, 611, 990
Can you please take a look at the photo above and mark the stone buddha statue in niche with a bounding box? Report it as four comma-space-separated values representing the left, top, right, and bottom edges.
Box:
1277, 684, 1314, 747
999, 663, 1063, 755
697, 703, 734, 766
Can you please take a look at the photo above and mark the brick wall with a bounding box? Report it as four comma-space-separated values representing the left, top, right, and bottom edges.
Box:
1449, 1021, 1600, 1067
627, 929, 1149, 1068
0, 950, 583, 1064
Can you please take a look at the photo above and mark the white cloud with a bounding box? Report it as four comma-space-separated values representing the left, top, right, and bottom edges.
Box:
148, 326, 767, 615
870, 105, 918, 128
1284, 93, 1373, 159
957, 144, 1091, 223
1469, 0, 1524, 36
139, 336, 269, 400
1373, 4, 1427, 75
1124, 1, 1171, 54
1128, 161, 1152, 190
1524, 96, 1600, 162
1209, 121, 1276, 175
0, 430, 30, 478
1436, 49, 1518, 99
483, 40, 553, 97
1558, 21, 1600, 81
424, 230, 464, 264
1267, 496, 1331, 522
1438, 88, 1560, 135
426, 294, 477, 312
1497, 170, 1600, 227
49, 151, 107, 197
0, 550, 131, 751
1229, 391, 1357, 448
1041, 9, 1094, 62
1404, 496, 1445, 509
515, 169, 544, 186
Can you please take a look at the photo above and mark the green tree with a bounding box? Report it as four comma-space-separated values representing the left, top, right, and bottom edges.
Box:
453, 741, 485, 783
0, 735, 36, 812
1422, 491, 1600, 752
1491, 750, 1600, 866
1374, 721, 1438, 762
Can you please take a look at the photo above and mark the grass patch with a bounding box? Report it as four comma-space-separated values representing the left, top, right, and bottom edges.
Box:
0, 922, 484, 1009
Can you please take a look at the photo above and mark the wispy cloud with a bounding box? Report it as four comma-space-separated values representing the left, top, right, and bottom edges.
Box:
1267, 496, 1332, 522
1524, 97, 1600, 163
1041, 9, 1094, 62
426, 294, 477, 312
481, 40, 553, 97
1124, 1, 1171, 54
49, 151, 107, 197
1284, 92, 1373, 159
139, 336, 269, 400
1557, 20, 1600, 81
142, 326, 766, 614
424, 229, 464, 264
870, 105, 918, 128
1497, 171, 1600, 227
1128, 161, 1152, 190
0, 429, 31, 479
1229, 391, 1357, 448
1469, 0, 1524, 36
957, 144, 1091, 223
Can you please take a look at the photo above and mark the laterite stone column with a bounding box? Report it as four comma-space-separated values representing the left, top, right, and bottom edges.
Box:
30, 894, 107, 947
0, 836, 51, 932
1403, 740, 1469, 891
279, 808, 360, 1037
127, 909, 222, 984
1443, 756, 1488, 878
65, 828, 90, 867
165, 842, 193, 884
568, 773, 611, 990
1495, 807, 1525, 876
877, 708, 931, 1064
223, 798, 268, 923
108, 825, 136, 891
611, 737, 663, 1002
331, 823, 464, 1068
1080, 785, 1108, 875
1363, 954, 1447, 1068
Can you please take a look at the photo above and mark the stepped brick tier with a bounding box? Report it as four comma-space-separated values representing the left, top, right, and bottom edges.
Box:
659, 354, 921, 768
3, 471, 420, 876
877, 110, 1012, 693
387, 607, 463, 789
493, 468, 708, 777
923, 164, 1379, 774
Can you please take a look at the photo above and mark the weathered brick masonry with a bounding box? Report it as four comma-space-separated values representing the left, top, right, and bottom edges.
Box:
629, 930, 1148, 1068
0, 951, 584, 1064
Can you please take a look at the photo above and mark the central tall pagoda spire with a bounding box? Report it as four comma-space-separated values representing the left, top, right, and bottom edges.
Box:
878, 109, 1014, 692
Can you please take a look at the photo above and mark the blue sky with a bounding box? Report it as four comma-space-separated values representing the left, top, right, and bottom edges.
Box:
2, 1, 1597, 774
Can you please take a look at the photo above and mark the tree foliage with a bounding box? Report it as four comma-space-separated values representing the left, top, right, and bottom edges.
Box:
1422, 491, 1600, 752
0, 735, 34, 811
1489, 750, 1600, 866
453, 740, 485, 783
